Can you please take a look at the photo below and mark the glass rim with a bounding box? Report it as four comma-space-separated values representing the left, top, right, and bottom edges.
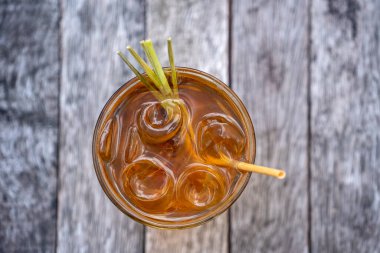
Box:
92, 66, 256, 229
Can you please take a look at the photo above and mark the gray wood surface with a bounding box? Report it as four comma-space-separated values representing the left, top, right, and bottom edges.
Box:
57, 0, 145, 252
145, 0, 229, 253
230, 0, 309, 252
310, 0, 380, 252
1, 0, 380, 252
0, 1, 60, 252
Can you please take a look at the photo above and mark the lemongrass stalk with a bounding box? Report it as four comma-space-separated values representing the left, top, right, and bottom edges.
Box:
127, 46, 165, 94
140, 40, 173, 97
167, 38, 178, 97
117, 51, 165, 102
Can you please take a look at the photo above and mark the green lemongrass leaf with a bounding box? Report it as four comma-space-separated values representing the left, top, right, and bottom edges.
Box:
127, 46, 165, 94
148, 90, 166, 103
117, 51, 151, 87
140, 40, 172, 97
167, 38, 178, 97
117, 51, 164, 102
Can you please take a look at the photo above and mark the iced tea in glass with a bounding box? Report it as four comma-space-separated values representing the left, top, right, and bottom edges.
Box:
93, 67, 255, 228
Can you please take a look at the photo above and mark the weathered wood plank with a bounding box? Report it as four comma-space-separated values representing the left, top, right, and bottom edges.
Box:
230, 0, 309, 252
57, 1, 145, 252
310, 0, 380, 252
145, 0, 229, 252
0, 1, 59, 252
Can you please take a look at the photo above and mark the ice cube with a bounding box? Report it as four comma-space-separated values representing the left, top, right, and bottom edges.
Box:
196, 113, 246, 161
137, 100, 186, 145
98, 118, 115, 162
124, 126, 144, 163
121, 158, 175, 213
176, 163, 227, 210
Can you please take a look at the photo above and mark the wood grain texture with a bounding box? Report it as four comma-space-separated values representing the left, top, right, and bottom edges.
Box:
230, 0, 309, 252
0, 1, 59, 252
57, 1, 145, 252
310, 0, 380, 252
145, 0, 229, 252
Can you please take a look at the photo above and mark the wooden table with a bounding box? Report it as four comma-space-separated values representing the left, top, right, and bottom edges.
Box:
1, 0, 379, 252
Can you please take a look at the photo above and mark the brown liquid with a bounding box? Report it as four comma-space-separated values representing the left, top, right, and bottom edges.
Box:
96, 74, 250, 221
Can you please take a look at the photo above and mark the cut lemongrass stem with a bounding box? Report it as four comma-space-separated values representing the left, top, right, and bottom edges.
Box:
127, 46, 165, 94
140, 40, 173, 97
117, 51, 165, 102
236, 162, 286, 179
167, 37, 178, 97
